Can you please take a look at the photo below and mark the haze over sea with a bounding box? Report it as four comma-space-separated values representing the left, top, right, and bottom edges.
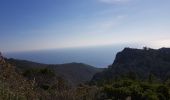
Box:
4, 44, 143, 68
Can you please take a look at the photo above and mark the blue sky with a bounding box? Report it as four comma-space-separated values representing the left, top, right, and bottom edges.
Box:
0, 0, 170, 52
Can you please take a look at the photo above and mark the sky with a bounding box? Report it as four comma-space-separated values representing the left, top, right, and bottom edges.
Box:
0, 0, 170, 52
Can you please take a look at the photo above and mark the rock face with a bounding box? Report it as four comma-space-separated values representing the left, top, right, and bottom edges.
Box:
92, 47, 170, 82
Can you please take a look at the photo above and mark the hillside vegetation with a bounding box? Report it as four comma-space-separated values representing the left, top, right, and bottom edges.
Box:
0, 53, 100, 100
1, 47, 170, 100
6, 58, 102, 85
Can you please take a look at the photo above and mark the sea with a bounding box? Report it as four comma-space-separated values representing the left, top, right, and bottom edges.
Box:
4, 44, 142, 68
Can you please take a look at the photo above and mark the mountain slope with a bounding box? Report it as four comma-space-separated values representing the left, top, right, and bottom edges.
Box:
48, 63, 102, 85
6, 58, 103, 85
92, 47, 170, 82
6, 58, 47, 70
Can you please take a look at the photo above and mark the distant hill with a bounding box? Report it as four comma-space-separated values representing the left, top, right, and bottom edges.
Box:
92, 47, 170, 82
6, 58, 103, 85
47, 63, 103, 85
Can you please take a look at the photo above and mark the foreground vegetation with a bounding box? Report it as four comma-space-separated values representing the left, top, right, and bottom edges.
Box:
92, 77, 170, 100
1, 59, 170, 100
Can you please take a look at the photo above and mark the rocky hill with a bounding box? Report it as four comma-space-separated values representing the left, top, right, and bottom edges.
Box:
92, 47, 170, 82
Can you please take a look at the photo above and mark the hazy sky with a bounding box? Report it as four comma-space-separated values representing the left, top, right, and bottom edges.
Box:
0, 0, 170, 52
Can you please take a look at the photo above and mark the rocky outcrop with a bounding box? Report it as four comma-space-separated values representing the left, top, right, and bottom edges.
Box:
92, 47, 170, 82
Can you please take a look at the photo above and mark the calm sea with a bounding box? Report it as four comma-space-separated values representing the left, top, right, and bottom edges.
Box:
4, 44, 141, 68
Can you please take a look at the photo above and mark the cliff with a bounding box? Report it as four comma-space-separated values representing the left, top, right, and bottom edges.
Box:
92, 47, 170, 82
